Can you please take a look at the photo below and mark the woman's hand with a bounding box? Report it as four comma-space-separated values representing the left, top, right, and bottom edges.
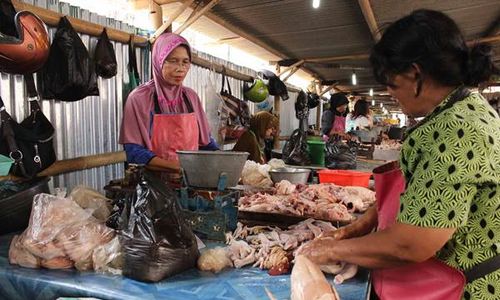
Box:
323, 206, 378, 240
296, 237, 340, 265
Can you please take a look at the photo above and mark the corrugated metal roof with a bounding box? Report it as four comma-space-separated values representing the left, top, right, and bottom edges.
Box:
188, 0, 500, 93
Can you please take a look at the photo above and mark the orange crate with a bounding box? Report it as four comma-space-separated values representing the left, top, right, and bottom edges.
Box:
317, 169, 371, 187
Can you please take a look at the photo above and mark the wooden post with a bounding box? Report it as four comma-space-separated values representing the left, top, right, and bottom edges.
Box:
273, 65, 281, 149
315, 83, 322, 130
149, 0, 163, 30
150, 0, 194, 43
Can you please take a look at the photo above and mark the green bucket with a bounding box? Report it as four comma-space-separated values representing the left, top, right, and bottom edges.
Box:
0, 154, 14, 176
307, 140, 326, 166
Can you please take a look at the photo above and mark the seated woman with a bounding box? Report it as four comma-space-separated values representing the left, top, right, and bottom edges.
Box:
233, 111, 279, 163
346, 99, 373, 131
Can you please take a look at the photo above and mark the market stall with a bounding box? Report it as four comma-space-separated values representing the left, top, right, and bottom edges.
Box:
0, 233, 370, 300
1, 1, 499, 300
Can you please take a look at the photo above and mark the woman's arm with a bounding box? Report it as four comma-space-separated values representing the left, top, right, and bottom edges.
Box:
298, 222, 456, 269
146, 156, 180, 172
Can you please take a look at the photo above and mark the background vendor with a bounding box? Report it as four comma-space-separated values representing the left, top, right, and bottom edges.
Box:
321, 92, 349, 139
233, 111, 279, 164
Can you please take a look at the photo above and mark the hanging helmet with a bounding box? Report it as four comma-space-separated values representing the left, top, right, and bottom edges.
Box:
243, 79, 269, 103
0, 11, 50, 74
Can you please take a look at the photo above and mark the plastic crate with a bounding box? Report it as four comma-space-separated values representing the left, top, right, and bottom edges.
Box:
318, 169, 371, 187
177, 188, 239, 241
0, 154, 14, 176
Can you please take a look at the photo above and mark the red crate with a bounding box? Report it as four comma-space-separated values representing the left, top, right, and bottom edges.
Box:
317, 169, 371, 187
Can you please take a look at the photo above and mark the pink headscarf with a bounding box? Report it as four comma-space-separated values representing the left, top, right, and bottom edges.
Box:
119, 33, 210, 149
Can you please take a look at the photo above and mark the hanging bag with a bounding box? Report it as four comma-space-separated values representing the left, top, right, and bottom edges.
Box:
123, 36, 141, 104
39, 16, 99, 101
0, 74, 56, 177
218, 71, 250, 141
94, 28, 117, 79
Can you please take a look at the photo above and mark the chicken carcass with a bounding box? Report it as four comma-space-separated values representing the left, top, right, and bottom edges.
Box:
291, 255, 340, 300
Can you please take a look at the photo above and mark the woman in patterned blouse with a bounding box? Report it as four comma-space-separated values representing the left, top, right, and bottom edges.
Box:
298, 9, 499, 300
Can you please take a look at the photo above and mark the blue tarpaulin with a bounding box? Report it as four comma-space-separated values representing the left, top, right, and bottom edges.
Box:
0, 234, 370, 300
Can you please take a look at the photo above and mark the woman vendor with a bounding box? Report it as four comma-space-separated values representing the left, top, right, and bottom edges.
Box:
119, 33, 218, 178
233, 111, 279, 164
320, 92, 349, 139
298, 9, 499, 300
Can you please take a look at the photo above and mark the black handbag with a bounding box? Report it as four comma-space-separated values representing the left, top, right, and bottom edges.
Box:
0, 74, 56, 177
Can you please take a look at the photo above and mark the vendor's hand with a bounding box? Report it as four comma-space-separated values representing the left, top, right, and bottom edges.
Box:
296, 237, 339, 265
320, 226, 357, 240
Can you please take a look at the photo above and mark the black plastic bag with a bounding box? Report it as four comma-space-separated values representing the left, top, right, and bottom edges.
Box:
94, 28, 117, 78
121, 168, 199, 282
40, 16, 99, 101
325, 138, 359, 170
0, 0, 17, 38
307, 92, 320, 109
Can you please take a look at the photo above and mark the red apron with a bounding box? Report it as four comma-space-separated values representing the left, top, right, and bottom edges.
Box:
330, 115, 346, 135
372, 161, 465, 300
150, 93, 199, 161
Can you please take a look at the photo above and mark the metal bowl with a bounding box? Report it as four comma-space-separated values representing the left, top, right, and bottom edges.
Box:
268, 167, 311, 184
177, 150, 249, 188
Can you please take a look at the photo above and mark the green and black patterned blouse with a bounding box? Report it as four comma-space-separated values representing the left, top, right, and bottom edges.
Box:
398, 91, 499, 300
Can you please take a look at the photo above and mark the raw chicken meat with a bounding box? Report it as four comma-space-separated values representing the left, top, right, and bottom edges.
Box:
8, 235, 40, 269
291, 255, 340, 300
276, 180, 296, 195
197, 247, 233, 273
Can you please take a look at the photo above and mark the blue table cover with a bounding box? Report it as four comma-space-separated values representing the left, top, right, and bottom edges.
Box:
0, 233, 370, 300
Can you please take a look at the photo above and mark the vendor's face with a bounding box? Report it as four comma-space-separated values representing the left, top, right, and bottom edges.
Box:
386, 71, 422, 117
265, 127, 276, 139
336, 104, 348, 113
162, 46, 191, 86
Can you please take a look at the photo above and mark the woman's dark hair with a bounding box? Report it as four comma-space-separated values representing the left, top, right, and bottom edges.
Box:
370, 9, 498, 87
352, 99, 370, 119
330, 92, 349, 116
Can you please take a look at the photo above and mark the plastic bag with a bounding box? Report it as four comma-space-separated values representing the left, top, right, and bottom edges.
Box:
39, 16, 99, 101
121, 168, 199, 282
94, 28, 117, 79
325, 138, 359, 170
69, 185, 112, 222
9, 193, 118, 272
241, 160, 273, 188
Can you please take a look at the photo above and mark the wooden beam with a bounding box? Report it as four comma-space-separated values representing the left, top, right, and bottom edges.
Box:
277, 59, 304, 76
0, 151, 127, 180
270, 34, 500, 65
274, 65, 281, 149
319, 84, 337, 97
282, 67, 299, 82
191, 53, 253, 82
203, 10, 321, 80
150, 0, 194, 43
149, 0, 163, 30
12, 0, 147, 45
466, 34, 500, 46
358, 0, 381, 42
154, 0, 182, 4
174, 0, 221, 35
